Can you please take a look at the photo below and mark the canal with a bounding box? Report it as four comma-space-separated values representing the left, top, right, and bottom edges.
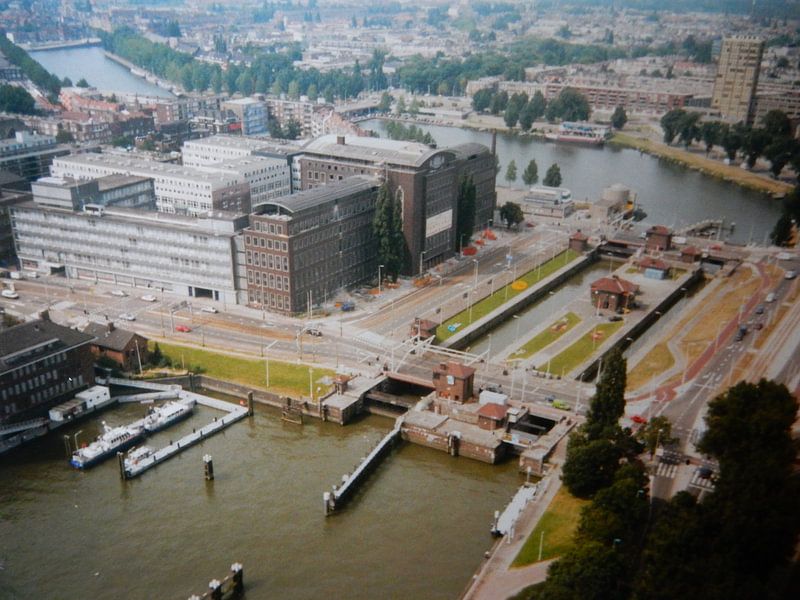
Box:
30, 46, 173, 98
362, 119, 781, 245
0, 399, 520, 599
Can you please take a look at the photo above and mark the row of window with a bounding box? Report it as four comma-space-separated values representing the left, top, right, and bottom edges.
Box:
247, 270, 290, 292
246, 251, 289, 271
245, 235, 288, 252
252, 221, 285, 235
248, 289, 289, 311
7, 352, 66, 380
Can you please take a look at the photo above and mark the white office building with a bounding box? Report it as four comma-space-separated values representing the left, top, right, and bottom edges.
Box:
50, 153, 251, 216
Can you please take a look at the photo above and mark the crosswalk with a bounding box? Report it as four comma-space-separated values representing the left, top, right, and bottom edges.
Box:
655, 461, 678, 478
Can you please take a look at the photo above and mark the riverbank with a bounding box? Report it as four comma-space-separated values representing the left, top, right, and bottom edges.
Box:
609, 132, 793, 198
103, 50, 179, 96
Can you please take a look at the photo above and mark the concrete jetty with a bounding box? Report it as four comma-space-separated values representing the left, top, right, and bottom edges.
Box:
324, 419, 403, 515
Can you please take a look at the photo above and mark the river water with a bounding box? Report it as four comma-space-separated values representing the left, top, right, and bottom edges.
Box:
0, 399, 519, 599
363, 120, 781, 245
30, 46, 173, 98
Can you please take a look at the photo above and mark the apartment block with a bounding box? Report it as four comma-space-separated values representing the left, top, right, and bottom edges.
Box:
221, 98, 269, 136
712, 36, 764, 125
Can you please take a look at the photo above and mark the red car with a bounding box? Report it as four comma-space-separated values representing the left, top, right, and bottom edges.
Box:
631, 415, 647, 424
175, 325, 191, 332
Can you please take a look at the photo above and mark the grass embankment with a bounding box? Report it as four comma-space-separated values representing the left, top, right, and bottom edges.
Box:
514, 312, 581, 359
538, 321, 624, 376
150, 341, 334, 398
512, 487, 588, 567
626, 343, 675, 391
611, 132, 793, 197
436, 249, 580, 341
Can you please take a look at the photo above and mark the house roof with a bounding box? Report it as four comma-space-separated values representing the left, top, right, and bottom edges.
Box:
639, 257, 670, 270
570, 230, 588, 241
647, 225, 671, 235
83, 322, 144, 352
477, 402, 508, 420
0, 318, 94, 375
681, 245, 702, 255
435, 361, 476, 379
591, 276, 639, 295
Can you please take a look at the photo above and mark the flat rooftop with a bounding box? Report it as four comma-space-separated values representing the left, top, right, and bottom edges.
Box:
184, 135, 302, 156
302, 134, 436, 167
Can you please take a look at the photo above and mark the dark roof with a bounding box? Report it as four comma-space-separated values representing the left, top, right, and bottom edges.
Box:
254, 176, 379, 215
0, 319, 94, 374
591, 276, 639, 295
82, 322, 144, 352
478, 402, 508, 420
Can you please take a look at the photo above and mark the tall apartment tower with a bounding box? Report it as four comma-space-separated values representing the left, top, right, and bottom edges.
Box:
711, 36, 764, 125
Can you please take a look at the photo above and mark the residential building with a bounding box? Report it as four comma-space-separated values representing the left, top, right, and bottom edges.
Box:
265, 98, 317, 137
754, 89, 800, 132
243, 176, 380, 314
82, 322, 149, 372
11, 196, 247, 303
50, 153, 251, 215
0, 315, 95, 424
222, 98, 268, 136
154, 94, 225, 126
202, 156, 292, 206
712, 37, 765, 125
0, 131, 70, 181
298, 135, 496, 275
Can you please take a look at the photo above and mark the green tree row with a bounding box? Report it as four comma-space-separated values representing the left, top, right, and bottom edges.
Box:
384, 121, 436, 145
0, 33, 61, 99
473, 87, 590, 127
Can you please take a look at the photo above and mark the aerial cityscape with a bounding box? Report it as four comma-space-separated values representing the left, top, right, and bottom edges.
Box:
0, 0, 799, 598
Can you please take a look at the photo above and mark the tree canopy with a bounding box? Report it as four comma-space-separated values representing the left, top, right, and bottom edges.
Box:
543, 163, 563, 187
522, 159, 539, 186
499, 201, 524, 229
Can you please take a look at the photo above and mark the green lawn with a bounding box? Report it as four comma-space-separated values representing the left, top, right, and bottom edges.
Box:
513, 312, 581, 359
512, 487, 588, 567
537, 321, 624, 376
149, 341, 335, 399
436, 249, 580, 341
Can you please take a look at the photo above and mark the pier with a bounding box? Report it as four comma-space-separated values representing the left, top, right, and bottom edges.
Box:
188, 563, 244, 600
324, 419, 403, 515
120, 390, 250, 479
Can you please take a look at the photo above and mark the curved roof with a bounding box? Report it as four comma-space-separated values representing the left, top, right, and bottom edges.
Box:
253, 176, 379, 216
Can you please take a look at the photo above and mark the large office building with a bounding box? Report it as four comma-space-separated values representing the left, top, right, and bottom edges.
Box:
50, 153, 251, 215
711, 37, 765, 125
0, 315, 95, 425
243, 176, 380, 314
12, 192, 247, 303
0, 132, 70, 181
31, 174, 156, 211
221, 98, 269, 136
297, 135, 496, 275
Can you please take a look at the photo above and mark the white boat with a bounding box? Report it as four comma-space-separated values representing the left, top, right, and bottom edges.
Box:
142, 400, 196, 434
123, 446, 155, 472
70, 422, 144, 469
545, 122, 609, 145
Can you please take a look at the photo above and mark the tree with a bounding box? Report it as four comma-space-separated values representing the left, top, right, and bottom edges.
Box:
377, 91, 392, 113
166, 20, 181, 37
660, 108, 686, 144
720, 123, 743, 161
636, 415, 675, 457
472, 88, 493, 112
504, 102, 520, 128
55, 129, 75, 143
61, 76, 73, 87
610, 106, 627, 130
373, 183, 404, 280
522, 159, 538, 186
741, 127, 771, 169
770, 213, 793, 246
499, 201, 524, 229
700, 121, 722, 155
76, 78, 90, 88
505, 159, 517, 182
761, 109, 791, 138
395, 96, 406, 115
528, 91, 547, 122
543, 541, 626, 600
284, 120, 302, 140
543, 163, 562, 187
489, 90, 508, 115
586, 348, 626, 438
0, 85, 36, 115
677, 112, 701, 148
562, 436, 622, 498
518, 100, 537, 131
764, 136, 798, 178
546, 87, 591, 122
306, 83, 318, 102
456, 176, 476, 251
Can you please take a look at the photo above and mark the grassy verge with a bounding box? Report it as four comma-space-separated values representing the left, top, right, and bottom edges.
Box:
626, 342, 675, 391
512, 487, 588, 567
539, 321, 624, 376
611, 132, 792, 197
436, 249, 580, 341
149, 341, 334, 398
514, 312, 581, 359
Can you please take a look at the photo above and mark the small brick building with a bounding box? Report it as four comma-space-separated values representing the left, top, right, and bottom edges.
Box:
83, 322, 149, 372
638, 256, 671, 280
569, 230, 589, 253
680, 245, 702, 263
432, 361, 475, 403
477, 402, 508, 430
645, 225, 672, 252
590, 275, 639, 313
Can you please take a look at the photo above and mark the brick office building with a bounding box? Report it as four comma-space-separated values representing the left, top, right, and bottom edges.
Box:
297, 135, 496, 275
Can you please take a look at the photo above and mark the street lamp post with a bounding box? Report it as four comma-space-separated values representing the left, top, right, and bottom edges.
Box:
472, 259, 479, 289
419, 250, 426, 276
378, 264, 384, 294
513, 314, 522, 345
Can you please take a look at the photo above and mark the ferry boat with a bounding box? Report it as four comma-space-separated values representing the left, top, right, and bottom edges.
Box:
545, 122, 610, 145
123, 446, 155, 472
70, 422, 144, 469
142, 400, 196, 434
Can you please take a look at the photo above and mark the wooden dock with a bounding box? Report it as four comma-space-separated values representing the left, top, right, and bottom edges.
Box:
324, 418, 403, 515
120, 391, 250, 479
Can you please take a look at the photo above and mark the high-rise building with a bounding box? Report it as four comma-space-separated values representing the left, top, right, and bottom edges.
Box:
221, 98, 269, 136
711, 36, 764, 125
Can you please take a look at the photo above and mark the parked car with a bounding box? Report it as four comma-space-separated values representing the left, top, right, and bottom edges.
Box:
119, 313, 136, 321
175, 325, 191, 332
608, 315, 623, 322
141, 294, 157, 302
111, 289, 127, 297
631, 415, 648, 424
200, 306, 218, 313
766, 292, 776, 303
734, 324, 747, 342
785, 270, 797, 280
305, 327, 322, 337
1, 289, 19, 299
755, 304, 764, 315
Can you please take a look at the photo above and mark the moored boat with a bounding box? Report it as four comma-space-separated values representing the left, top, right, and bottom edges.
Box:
142, 400, 196, 434
70, 422, 144, 469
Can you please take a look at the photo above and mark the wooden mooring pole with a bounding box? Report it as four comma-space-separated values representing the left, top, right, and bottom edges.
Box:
204, 454, 214, 481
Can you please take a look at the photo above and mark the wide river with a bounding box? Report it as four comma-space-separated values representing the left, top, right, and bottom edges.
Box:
30, 46, 173, 98
0, 400, 519, 599
363, 119, 782, 245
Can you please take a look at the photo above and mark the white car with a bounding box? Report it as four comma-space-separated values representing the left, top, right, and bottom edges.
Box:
785, 270, 797, 280
200, 306, 218, 313
1, 289, 19, 299
141, 294, 157, 302
111, 290, 128, 297
118, 313, 136, 321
